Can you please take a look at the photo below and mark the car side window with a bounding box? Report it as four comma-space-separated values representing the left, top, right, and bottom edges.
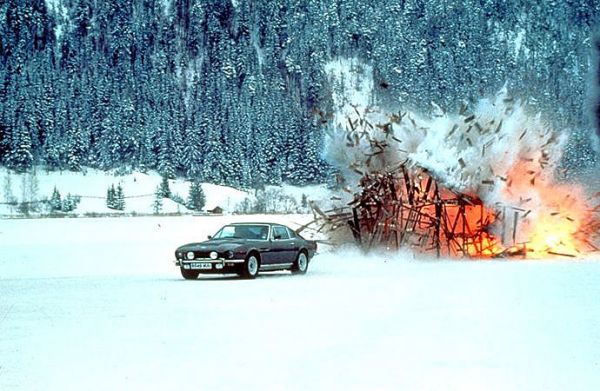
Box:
287, 227, 296, 238
272, 226, 289, 240
258, 226, 269, 240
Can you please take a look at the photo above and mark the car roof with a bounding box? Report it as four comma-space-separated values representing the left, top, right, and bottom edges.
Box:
226, 222, 277, 226
225, 222, 293, 228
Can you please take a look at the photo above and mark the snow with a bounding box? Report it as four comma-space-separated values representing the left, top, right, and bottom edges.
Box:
324, 58, 374, 128
44, 0, 68, 42
2, 216, 600, 390
513, 28, 527, 58
0, 167, 333, 217
251, 27, 265, 70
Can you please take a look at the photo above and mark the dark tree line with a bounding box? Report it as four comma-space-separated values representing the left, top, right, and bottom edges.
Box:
1, 0, 598, 187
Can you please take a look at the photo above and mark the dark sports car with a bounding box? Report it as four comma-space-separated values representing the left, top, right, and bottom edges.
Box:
174, 222, 317, 279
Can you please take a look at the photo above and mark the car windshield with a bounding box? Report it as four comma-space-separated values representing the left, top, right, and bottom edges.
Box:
212, 224, 269, 240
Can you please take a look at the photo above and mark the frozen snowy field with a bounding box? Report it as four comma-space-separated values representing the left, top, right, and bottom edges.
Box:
2, 216, 600, 391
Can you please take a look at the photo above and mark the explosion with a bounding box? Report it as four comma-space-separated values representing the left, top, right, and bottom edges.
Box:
314, 58, 600, 259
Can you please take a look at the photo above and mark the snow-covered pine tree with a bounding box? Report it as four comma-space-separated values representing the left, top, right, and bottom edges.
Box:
183, 127, 204, 180
187, 180, 205, 211
159, 175, 171, 198
61, 194, 81, 212
50, 186, 62, 212
156, 124, 177, 180
115, 184, 125, 211
62, 194, 74, 212
152, 186, 163, 215
106, 184, 116, 209
8, 90, 34, 173
66, 119, 89, 171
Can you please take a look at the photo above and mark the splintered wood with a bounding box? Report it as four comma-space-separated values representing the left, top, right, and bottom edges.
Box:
338, 165, 501, 257
309, 164, 504, 258
311, 163, 600, 259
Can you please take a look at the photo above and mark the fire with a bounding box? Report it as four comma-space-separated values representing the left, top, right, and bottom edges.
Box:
526, 211, 580, 257
329, 162, 600, 259
497, 162, 597, 258
439, 197, 503, 257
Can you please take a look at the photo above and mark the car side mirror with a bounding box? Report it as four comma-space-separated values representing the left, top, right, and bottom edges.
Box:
207, 235, 212, 240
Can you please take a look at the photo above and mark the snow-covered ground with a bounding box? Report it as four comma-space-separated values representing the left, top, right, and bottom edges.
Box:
0, 167, 334, 217
2, 216, 600, 390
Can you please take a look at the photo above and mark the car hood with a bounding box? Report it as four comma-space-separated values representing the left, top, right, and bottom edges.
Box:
176, 239, 250, 252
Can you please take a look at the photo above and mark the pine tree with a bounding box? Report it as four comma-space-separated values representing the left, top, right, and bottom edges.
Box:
115, 183, 125, 211
187, 180, 206, 211
152, 186, 163, 215
62, 194, 81, 212
159, 174, 171, 198
106, 184, 116, 209
50, 186, 62, 212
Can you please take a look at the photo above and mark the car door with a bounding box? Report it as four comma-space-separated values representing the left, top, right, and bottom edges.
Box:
257, 225, 278, 265
271, 225, 295, 264
286, 227, 302, 259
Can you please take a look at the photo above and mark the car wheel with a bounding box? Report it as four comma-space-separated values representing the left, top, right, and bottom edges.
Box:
181, 268, 200, 280
242, 254, 260, 279
292, 251, 308, 274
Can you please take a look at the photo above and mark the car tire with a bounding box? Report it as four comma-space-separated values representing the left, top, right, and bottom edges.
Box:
181, 268, 200, 280
291, 251, 309, 274
242, 254, 260, 279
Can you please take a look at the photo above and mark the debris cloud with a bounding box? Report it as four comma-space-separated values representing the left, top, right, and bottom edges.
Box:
317, 59, 600, 259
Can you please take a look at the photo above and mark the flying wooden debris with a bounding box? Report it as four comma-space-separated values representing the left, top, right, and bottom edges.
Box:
547, 251, 576, 258
519, 129, 527, 140
495, 120, 503, 133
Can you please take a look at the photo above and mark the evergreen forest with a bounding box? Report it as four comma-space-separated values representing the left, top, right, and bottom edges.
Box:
1, 0, 598, 188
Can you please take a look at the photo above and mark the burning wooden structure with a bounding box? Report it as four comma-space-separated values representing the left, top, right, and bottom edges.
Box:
349, 166, 501, 257
309, 94, 600, 259
309, 161, 600, 258
311, 163, 512, 258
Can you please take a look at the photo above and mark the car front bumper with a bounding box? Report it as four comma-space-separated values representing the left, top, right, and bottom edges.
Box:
175, 258, 245, 272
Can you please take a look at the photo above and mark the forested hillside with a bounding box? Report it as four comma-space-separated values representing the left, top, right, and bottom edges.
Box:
1, 0, 598, 187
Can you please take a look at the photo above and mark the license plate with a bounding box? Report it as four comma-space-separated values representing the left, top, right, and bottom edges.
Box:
190, 262, 212, 270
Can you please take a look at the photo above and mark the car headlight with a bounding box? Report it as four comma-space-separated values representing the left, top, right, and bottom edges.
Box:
186, 252, 195, 260
210, 251, 218, 260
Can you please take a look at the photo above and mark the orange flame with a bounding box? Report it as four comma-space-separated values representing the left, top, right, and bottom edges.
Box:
443, 162, 599, 259
496, 162, 598, 258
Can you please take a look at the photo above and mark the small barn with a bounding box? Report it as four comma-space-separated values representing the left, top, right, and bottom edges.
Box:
208, 206, 223, 214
